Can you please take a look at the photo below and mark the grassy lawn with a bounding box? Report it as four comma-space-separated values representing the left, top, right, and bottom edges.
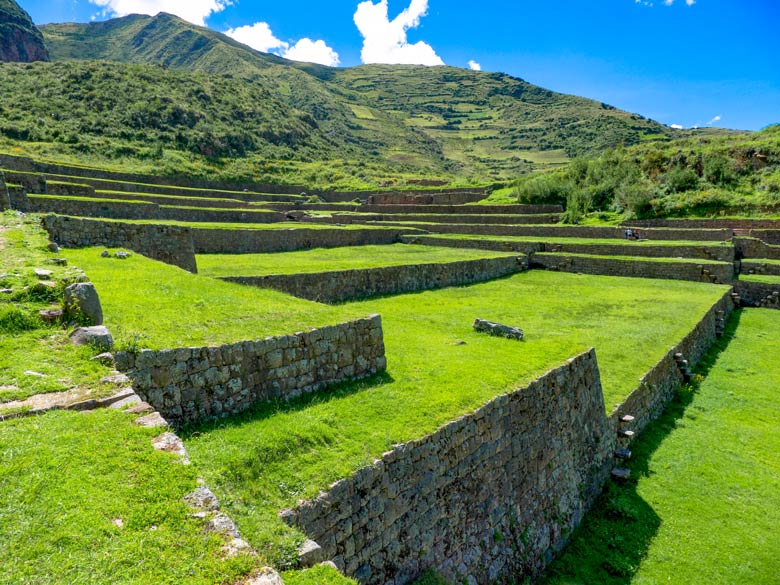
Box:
183, 271, 728, 567
742, 258, 780, 266
544, 309, 780, 584
197, 244, 514, 278
62, 248, 358, 350
739, 273, 780, 284
0, 409, 256, 584
421, 233, 729, 247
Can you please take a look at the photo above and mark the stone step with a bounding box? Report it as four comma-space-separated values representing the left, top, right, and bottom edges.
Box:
614, 448, 632, 460
618, 429, 635, 439
620, 414, 635, 424
612, 468, 631, 481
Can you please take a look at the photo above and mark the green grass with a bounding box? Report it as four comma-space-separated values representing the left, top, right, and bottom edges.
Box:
421, 233, 728, 247
197, 245, 513, 278
62, 248, 358, 350
29, 194, 157, 206
739, 273, 780, 284
0, 212, 116, 404
536, 252, 728, 264
283, 564, 357, 585
96, 190, 247, 205
0, 408, 257, 584
742, 258, 780, 266
544, 309, 780, 584
183, 271, 727, 566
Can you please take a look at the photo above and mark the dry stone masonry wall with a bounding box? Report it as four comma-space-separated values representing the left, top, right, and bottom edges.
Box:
41, 215, 198, 273
114, 315, 386, 427
283, 350, 612, 585
221, 256, 527, 303
531, 253, 735, 284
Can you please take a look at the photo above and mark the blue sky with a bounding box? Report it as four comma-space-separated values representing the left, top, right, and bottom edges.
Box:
21, 0, 780, 131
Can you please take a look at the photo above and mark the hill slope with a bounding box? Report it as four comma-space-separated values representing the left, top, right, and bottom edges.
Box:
0, 0, 47, 62
34, 13, 673, 185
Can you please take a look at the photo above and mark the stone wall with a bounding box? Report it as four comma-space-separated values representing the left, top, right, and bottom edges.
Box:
611, 292, 734, 434
749, 229, 780, 245
96, 191, 250, 209
259, 203, 563, 215
391, 222, 732, 242
6, 185, 29, 211
741, 261, 780, 276
283, 350, 612, 584
46, 181, 96, 197
26, 194, 288, 224
401, 235, 735, 262
221, 256, 527, 303
316, 213, 561, 226
734, 281, 780, 308
626, 218, 780, 230
734, 237, 780, 260
41, 215, 198, 273
531, 253, 734, 284
114, 315, 387, 426
191, 227, 416, 254
0, 153, 306, 194
321, 188, 486, 204
0, 173, 9, 211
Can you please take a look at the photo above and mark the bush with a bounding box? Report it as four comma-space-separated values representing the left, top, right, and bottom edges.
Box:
664, 167, 700, 194
0, 305, 41, 333
513, 172, 572, 205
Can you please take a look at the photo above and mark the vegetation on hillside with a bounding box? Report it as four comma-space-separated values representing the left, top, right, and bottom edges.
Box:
512, 125, 780, 220
0, 12, 677, 187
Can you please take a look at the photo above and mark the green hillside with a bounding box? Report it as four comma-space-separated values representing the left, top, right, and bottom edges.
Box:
17, 12, 672, 187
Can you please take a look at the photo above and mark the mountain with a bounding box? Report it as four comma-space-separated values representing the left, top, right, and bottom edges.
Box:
31, 13, 676, 186
0, 0, 48, 62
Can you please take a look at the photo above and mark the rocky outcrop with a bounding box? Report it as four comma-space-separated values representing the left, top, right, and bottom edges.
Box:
0, 0, 48, 63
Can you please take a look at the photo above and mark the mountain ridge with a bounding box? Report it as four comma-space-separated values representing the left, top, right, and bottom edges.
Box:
0, 0, 48, 62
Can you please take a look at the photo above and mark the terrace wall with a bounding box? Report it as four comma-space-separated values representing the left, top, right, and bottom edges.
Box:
283, 350, 613, 584
6, 185, 29, 211
530, 254, 735, 284
401, 235, 735, 262
114, 315, 387, 427
610, 292, 734, 434
734, 281, 780, 308
191, 227, 416, 254
41, 215, 198, 273
316, 213, 562, 226
394, 223, 732, 242
321, 188, 487, 204
734, 237, 780, 260
749, 230, 780, 245
282, 290, 734, 585
626, 218, 780, 230
741, 261, 780, 276
26, 195, 287, 224
221, 256, 527, 303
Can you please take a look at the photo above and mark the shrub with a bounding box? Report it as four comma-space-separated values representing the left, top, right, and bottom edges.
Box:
664, 167, 700, 194
0, 305, 41, 333
513, 172, 572, 205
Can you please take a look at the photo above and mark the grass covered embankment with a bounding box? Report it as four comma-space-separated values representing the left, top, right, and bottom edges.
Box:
183, 271, 728, 567
544, 309, 780, 584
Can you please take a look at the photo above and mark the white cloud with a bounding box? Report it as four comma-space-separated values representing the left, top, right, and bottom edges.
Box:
225, 22, 340, 67
670, 124, 684, 130
225, 22, 288, 53
283, 38, 341, 67
354, 0, 444, 66
90, 0, 230, 26
468, 60, 481, 71
707, 115, 722, 126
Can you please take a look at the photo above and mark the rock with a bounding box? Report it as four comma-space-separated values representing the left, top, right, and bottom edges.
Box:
38, 308, 63, 324
34, 268, 53, 279
24, 370, 46, 377
69, 325, 113, 351
473, 318, 524, 341
91, 352, 115, 366
207, 513, 240, 538
298, 539, 327, 567
0, 1, 49, 63
135, 412, 168, 428
184, 486, 220, 512
246, 568, 284, 585
49, 258, 67, 266
47, 242, 60, 253
1, 288, 13, 295
64, 282, 103, 325
100, 373, 130, 386
114, 251, 131, 259
101, 250, 110, 258
152, 432, 190, 463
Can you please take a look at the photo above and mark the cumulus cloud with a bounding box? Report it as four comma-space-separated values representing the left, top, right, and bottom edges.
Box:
225, 22, 340, 67
90, 0, 230, 26
225, 22, 288, 53
670, 124, 684, 130
707, 115, 722, 126
354, 0, 444, 66
284, 38, 341, 66
468, 60, 481, 71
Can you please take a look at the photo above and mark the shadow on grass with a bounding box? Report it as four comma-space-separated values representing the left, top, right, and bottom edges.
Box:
179, 370, 395, 438
541, 309, 743, 585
